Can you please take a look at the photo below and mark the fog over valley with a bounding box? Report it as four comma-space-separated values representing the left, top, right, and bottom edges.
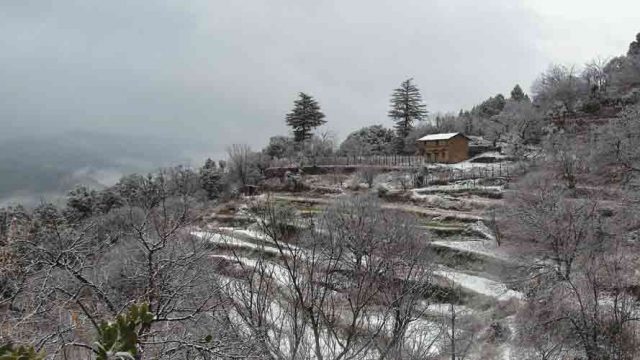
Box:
0, 131, 219, 206
2, 0, 638, 203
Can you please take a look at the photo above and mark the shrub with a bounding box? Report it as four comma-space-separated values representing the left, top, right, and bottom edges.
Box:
582, 99, 601, 114
376, 184, 390, 197
0, 343, 44, 360
358, 167, 380, 189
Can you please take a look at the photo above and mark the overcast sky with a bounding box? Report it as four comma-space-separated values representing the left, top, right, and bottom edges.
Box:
2, 0, 639, 153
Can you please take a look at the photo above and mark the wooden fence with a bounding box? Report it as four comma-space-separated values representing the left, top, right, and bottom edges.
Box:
410, 163, 515, 188
269, 155, 445, 168
265, 155, 528, 184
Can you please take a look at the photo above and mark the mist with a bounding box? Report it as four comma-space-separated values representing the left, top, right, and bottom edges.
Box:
1, 0, 638, 204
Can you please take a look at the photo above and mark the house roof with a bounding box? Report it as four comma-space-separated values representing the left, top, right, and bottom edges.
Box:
417, 132, 468, 142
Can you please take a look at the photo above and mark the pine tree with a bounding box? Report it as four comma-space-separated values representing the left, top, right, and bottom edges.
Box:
627, 32, 640, 57
473, 94, 506, 118
199, 158, 223, 200
64, 186, 97, 221
286, 92, 326, 142
510, 84, 527, 101
388, 78, 428, 141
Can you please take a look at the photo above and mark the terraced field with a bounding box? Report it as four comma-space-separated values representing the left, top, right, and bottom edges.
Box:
193, 172, 527, 359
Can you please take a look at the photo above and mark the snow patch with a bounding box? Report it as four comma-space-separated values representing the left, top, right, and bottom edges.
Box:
436, 267, 523, 301
192, 230, 282, 255
431, 240, 513, 263
470, 221, 496, 242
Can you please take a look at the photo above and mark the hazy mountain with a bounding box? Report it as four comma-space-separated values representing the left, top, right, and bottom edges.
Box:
0, 131, 218, 206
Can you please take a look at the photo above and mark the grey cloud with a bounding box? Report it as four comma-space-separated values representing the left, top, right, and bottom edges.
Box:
1, 0, 550, 148
0, 0, 635, 201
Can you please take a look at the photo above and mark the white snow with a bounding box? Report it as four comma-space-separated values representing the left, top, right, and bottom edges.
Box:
431, 240, 513, 263
217, 227, 271, 241
211, 254, 295, 288
192, 230, 282, 255
422, 302, 474, 316
435, 267, 523, 301
217, 227, 302, 252
470, 221, 496, 242
417, 132, 463, 141
436, 154, 513, 170
413, 184, 503, 194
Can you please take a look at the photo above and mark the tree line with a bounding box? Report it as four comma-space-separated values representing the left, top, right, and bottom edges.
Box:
271, 32, 640, 161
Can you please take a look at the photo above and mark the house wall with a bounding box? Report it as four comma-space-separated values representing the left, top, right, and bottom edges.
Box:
447, 135, 469, 162
418, 135, 469, 163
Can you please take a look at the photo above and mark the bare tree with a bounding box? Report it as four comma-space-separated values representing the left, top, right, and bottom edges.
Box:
3, 176, 260, 359
532, 64, 588, 116
544, 131, 588, 190
591, 105, 640, 180
358, 167, 380, 189
500, 172, 640, 359
490, 99, 544, 145
438, 285, 476, 360
513, 299, 568, 360
227, 144, 263, 189
226, 196, 439, 360
582, 57, 611, 95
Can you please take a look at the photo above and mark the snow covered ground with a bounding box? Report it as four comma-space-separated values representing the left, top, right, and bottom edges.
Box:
216, 227, 271, 241
193, 231, 267, 249
192, 230, 285, 256
435, 266, 523, 301
412, 183, 503, 195
193, 227, 302, 254
431, 240, 514, 263
437, 152, 512, 170
197, 184, 525, 358
211, 254, 296, 288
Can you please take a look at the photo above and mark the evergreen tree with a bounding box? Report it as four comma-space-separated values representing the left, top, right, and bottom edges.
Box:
627, 32, 640, 57
94, 188, 124, 214
286, 92, 326, 142
473, 94, 506, 118
264, 136, 295, 159
510, 84, 527, 101
199, 158, 223, 200
388, 78, 428, 141
338, 125, 396, 156
64, 186, 97, 221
